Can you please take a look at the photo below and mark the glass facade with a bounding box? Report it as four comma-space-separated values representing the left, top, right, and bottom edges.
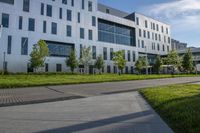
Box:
47, 41, 74, 57
98, 19, 136, 46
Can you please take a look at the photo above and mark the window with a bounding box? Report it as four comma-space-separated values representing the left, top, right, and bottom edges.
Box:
152, 33, 154, 40
143, 30, 146, 38
0, 0, 14, 5
28, 18, 35, 31
77, 12, 80, 23
163, 45, 165, 51
92, 46, 96, 59
67, 9, 72, 21
23, 0, 30, 12
82, 0, 85, 9
92, 16, 96, 26
159, 34, 161, 41
19, 16, 23, 30
157, 43, 160, 51
110, 48, 113, 60
80, 44, 83, 58
106, 9, 110, 14
127, 50, 131, 62
138, 39, 140, 48
41, 3, 44, 15
62, 0, 67, 4
107, 66, 111, 73
132, 51, 136, 62
103, 47, 107, 60
51, 22, 57, 35
136, 17, 139, 25
168, 37, 171, 44
147, 31, 150, 39
156, 24, 159, 31
43, 21, 46, 33
98, 19, 135, 46
80, 28, 84, 39
155, 33, 157, 41
139, 29, 142, 37
47, 5, 52, 17
161, 26, 164, 33
47, 41, 74, 57
71, 0, 74, 6
141, 40, 145, 48
59, 8, 62, 19
166, 28, 169, 34
21, 37, 28, 55
88, 30, 93, 40
88, 1, 92, 12
66, 25, 72, 37
2, 13, 9, 28
167, 46, 170, 52
7, 36, 12, 54
56, 64, 62, 72
145, 20, 148, 28
45, 63, 49, 72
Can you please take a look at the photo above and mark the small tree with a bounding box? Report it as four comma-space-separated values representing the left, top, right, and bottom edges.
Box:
30, 40, 49, 72
95, 55, 104, 74
112, 50, 127, 75
154, 55, 163, 74
182, 49, 194, 73
66, 50, 78, 74
79, 46, 92, 74
164, 50, 182, 74
135, 57, 146, 74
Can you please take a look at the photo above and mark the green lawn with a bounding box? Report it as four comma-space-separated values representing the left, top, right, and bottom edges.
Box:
140, 84, 200, 133
0, 73, 197, 89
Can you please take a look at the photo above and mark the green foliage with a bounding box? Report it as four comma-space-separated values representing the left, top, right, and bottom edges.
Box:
30, 40, 49, 71
66, 50, 78, 74
154, 55, 163, 74
163, 50, 182, 70
79, 46, 92, 73
140, 84, 200, 133
135, 57, 147, 74
112, 50, 127, 75
95, 55, 104, 74
182, 49, 194, 73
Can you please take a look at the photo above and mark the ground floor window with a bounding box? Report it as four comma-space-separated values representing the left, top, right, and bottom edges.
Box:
56, 64, 62, 72
45, 63, 49, 72
107, 65, 111, 73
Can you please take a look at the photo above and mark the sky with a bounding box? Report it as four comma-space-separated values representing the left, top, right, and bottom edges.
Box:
98, 0, 200, 47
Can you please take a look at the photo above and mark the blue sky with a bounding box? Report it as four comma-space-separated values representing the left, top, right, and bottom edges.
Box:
98, 0, 200, 47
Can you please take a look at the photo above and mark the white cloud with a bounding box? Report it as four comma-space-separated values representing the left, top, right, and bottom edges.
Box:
141, 0, 200, 46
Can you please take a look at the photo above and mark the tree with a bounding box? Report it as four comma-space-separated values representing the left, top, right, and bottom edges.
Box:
66, 50, 78, 74
154, 55, 163, 74
112, 50, 127, 75
135, 57, 146, 74
95, 55, 104, 74
79, 46, 92, 74
164, 50, 182, 74
182, 49, 194, 73
30, 40, 49, 72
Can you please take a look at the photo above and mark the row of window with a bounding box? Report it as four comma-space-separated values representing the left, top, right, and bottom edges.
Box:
138, 39, 170, 52
80, 44, 136, 62
1, 13, 96, 40
136, 17, 169, 34
139, 29, 171, 44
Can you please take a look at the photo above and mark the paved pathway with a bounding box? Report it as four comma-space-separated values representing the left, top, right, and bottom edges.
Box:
0, 92, 173, 133
0, 77, 199, 107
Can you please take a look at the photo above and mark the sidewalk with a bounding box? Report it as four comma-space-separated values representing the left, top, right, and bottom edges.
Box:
0, 77, 199, 107
0, 92, 173, 133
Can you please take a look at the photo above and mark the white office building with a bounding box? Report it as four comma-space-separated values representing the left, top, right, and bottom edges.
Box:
0, 0, 171, 73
